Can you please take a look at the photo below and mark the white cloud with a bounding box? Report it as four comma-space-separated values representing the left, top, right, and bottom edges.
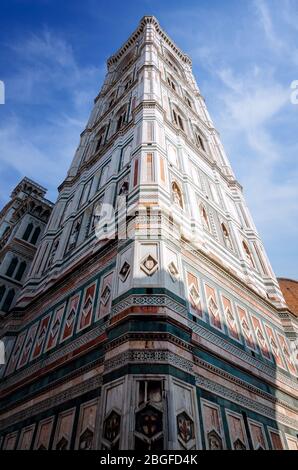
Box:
0, 29, 105, 205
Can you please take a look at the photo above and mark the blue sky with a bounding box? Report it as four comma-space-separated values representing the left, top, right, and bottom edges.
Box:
0, 0, 297, 278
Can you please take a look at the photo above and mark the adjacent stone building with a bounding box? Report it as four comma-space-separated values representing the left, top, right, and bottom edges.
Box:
0, 17, 297, 450
0, 178, 53, 318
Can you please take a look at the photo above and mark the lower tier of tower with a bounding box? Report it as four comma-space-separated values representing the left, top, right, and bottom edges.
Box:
0, 315, 297, 450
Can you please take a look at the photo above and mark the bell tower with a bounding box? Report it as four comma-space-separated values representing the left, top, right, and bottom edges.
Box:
0, 17, 297, 451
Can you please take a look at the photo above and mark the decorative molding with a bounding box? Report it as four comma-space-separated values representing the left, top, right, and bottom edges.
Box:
191, 321, 297, 389
0, 375, 102, 432
196, 375, 298, 430
1, 323, 107, 392
104, 349, 193, 374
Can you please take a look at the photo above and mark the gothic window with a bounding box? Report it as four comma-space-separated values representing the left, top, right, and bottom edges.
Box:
121, 144, 132, 168
2, 288, 15, 313
193, 127, 206, 151
6, 257, 18, 278
80, 180, 92, 208
22, 223, 33, 241
0, 285, 6, 303
95, 126, 106, 152
115, 105, 127, 132
184, 94, 193, 108
167, 76, 177, 92
172, 182, 183, 209
200, 205, 211, 232
67, 217, 82, 252
242, 241, 255, 268
165, 50, 183, 77
108, 91, 116, 109
172, 109, 185, 131
221, 222, 232, 250
30, 226, 41, 245
15, 261, 27, 281
60, 198, 73, 225
123, 76, 132, 91
47, 238, 59, 268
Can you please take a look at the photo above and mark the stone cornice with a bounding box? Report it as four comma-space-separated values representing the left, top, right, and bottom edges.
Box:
107, 16, 192, 68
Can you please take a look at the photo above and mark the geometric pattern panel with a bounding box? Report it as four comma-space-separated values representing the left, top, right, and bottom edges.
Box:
201, 400, 225, 450
17, 424, 36, 450
61, 293, 81, 341
77, 282, 97, 332
248, 420, 267, 450
205, 284, 222, 331
226, 410, 248, 450
53, 408, 75, 450
34, 417, 55, 450
221, 295, 240, 341
45, 304, 66, 352
75, 399, 98, 450
251, 315, 271, 360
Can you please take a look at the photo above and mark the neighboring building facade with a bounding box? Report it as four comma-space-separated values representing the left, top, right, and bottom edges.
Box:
0, 17, 297, 451
0, 178, 53, 318
278, 278, 298, 318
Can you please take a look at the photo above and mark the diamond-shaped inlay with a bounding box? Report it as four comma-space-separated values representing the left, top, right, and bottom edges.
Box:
82, 297, 93, 317
189, 284, 200, 306
119, 261, 131, 282
101, 285, 111, 305
208, 297, 219, 317
168, 261, 179, 282
256, 328, 265, 345
226, 308, 235, 325
66, 308, 76, 327
140, 254, 158, 276
241, 318, 250, 337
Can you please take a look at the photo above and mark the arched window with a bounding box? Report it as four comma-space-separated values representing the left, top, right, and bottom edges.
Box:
193, 126, 206, 151
22, 223, 33, 241
108, 91, 116, 109
2, 288, 15, 313
115, 106, 127, 132
123, 75, 132, 91
30, 226, 41, 245
6, 257, 18, 278
67, 217, 82, 252
0, 285, 6, 303
15, 261, 27, 281
184, 93, 193, 108
95, 126, 106, 152
172, 182, 183, 209
242, 241, 255, 268
221, 223, 232, 250
200, 205, 211, 232
167, 76, 177, 92
172, 108, 185, 131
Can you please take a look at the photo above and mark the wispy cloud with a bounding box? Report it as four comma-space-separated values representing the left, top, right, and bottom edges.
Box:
163, 0, 298, 276
0, 28, 104, 203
